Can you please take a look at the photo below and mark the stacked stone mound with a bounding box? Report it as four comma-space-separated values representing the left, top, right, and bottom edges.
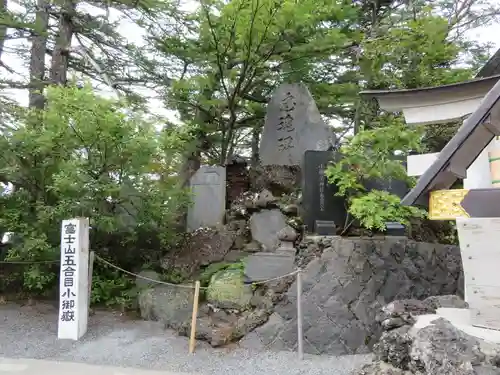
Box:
137, 270, 295, 347
137, 185, 303, 347
358, 296, 500, 375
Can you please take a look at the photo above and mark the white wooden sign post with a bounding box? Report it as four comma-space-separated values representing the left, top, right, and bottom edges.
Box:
57, 217, 90, 340
456, 217, 500, 330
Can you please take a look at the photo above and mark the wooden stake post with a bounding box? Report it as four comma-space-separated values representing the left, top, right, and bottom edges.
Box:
296, 269, 304, 360
189, 281, 201, 354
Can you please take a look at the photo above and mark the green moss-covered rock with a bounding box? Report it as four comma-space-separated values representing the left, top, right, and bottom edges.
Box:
206, 267, 253, 310
199, 262, 234, 287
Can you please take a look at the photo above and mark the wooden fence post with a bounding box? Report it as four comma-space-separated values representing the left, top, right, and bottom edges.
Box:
189, 281, 201, 354
296, 269, 304, 360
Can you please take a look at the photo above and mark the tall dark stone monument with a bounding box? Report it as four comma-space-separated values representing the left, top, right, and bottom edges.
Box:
302, 150, 347, 235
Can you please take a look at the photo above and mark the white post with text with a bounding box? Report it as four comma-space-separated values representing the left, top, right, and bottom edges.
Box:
57, 217, 90, 340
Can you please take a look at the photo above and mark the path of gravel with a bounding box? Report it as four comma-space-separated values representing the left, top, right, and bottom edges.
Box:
0, 302, 372, 375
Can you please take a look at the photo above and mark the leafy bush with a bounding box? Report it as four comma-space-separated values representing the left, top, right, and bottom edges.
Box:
0, 84, 191, 300
325, 120, 427, 231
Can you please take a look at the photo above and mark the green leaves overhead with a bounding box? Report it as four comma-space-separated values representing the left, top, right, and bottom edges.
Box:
361, 12, 472, 90
145, 0, 361, 163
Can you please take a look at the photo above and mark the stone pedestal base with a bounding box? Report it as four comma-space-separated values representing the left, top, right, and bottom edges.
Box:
415, 308, 500, 344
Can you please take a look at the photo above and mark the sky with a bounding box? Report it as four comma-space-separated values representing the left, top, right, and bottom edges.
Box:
1, 4, 500, 124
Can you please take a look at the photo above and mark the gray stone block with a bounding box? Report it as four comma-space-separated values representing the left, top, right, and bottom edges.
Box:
254, 312, 286, 346
237, 331, 264, 350
304, 316, 344, 354
249, 209, 290, 251
340, 320, 370, 354
244, 252, 295, 281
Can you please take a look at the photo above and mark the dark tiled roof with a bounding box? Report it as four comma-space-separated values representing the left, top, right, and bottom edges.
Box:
401, 78, 500, 206
397, 47, 500, 206
360, 74, 500, 98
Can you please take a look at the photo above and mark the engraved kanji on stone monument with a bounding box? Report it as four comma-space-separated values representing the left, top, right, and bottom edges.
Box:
260, 83, 336, 166
302, 150, 347, 234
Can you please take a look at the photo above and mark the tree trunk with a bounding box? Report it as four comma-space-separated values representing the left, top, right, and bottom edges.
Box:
28, 0, 49, 109
251, 126, 260, 167
180, 152, 201, 188
0, 0, 8, 61
50, 0, 75, 85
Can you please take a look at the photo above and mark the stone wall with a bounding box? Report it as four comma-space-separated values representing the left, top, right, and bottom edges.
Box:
240, 236, 463, 355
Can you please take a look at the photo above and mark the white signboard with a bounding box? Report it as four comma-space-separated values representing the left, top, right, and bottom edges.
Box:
457, 217, 500, 331
57, 218, 90, 340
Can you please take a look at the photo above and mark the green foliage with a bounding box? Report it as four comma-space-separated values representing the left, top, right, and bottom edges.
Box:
326, 122, 427, 231
361, 11, 472, 90
327, 121, 422, 194
161, 269, 188, 284
90, 272, 134, 308
349, 190, 426, 231
143, 0, 361, 162
22, 264, 58, 292
0, 84, 190, 299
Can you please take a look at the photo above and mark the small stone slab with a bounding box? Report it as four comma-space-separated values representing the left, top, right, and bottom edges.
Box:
244, 252, 295, 281
187, 166, 226, 232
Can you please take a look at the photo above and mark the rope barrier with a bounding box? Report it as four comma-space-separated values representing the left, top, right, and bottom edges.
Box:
95, 255, 300, 289
0, 253, 301, 288
250, 269, 300, 285
94, 254, 206, 289
0, 259, 59, 264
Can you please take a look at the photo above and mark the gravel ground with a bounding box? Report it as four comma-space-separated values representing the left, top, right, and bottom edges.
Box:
0, 302, 372, 375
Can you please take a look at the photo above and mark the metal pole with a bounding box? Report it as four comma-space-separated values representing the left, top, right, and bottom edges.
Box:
88, 251, 95, 305
296, 269, 304, 360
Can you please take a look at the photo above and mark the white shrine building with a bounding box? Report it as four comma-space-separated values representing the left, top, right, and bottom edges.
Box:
360, 48, 500, 339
